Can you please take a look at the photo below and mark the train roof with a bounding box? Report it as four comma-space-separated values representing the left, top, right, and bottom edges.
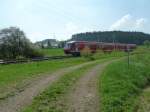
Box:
67, 41, 103, 44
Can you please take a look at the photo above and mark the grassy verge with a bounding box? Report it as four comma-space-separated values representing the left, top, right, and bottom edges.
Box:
22, 59, 106, 112
99, 48, 150, 112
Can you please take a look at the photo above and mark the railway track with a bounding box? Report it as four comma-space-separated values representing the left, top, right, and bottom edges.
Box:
0, 56, 73, 65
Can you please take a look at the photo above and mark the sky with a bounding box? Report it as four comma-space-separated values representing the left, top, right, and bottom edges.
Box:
0, 0, 149, 42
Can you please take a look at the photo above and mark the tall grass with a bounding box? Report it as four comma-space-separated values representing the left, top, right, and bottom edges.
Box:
99, 48, 150, 112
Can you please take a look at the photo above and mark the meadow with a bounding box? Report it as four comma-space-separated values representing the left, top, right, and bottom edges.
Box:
1, 47, 139, 112
39, 48, 65, 56
0, 48, 125, 101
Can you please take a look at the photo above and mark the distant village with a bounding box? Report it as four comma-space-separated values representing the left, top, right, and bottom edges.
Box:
35, 39, 66, 48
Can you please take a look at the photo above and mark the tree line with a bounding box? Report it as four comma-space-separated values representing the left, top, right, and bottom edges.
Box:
71, 31, 150, 45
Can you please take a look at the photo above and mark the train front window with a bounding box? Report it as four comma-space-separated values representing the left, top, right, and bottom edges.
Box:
64, 43, 71, 49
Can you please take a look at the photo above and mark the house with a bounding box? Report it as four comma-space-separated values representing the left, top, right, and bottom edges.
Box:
35, 39, 59, 48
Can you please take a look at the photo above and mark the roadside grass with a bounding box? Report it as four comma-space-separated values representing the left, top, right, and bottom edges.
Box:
40, 48, 64, 56
22, 60, 104, 112
93, 50, 126, 59
99, 48, 150, 112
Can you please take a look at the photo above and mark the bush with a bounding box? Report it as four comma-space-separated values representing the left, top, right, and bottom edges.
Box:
25, 48, 44, 58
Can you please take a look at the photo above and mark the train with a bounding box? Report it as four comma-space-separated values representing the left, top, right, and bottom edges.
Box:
64, 41, 136, 56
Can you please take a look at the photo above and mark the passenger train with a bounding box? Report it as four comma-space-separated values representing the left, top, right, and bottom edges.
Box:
64, 41, 136, 56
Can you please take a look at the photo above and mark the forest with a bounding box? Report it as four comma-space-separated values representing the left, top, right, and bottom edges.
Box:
71, 31, 150, 45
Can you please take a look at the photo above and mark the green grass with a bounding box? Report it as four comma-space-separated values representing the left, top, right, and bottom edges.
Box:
93, 50, 126, 59
99, 48, 150, 112
0, 58, 86, 86
22, 60, 103, 112
40, 48, 126, 58
0, 57, 88, 99
0, 50, 125, 100
40, 48, 64, 56
0, 51, 125, 87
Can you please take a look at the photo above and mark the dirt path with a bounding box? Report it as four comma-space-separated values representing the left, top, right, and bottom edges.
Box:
0, 61, 98, 112
66, 62, 110, 112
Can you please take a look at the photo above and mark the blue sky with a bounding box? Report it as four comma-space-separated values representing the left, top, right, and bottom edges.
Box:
0, 0, 149, 42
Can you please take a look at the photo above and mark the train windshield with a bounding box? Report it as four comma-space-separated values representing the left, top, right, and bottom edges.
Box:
64, 43, 71, 49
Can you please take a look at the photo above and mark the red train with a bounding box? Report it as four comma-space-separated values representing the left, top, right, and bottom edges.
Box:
64, 41, 136, 56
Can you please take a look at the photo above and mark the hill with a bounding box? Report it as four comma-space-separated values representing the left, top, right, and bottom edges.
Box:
71, 31, 150, 45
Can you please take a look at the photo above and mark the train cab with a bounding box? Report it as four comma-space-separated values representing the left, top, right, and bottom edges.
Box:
64, 41, 80, 56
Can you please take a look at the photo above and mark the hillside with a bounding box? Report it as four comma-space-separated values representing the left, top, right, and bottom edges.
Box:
71, 31, 150, 45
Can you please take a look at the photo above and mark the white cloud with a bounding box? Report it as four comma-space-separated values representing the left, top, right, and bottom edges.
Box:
109, 14, 147, 31
64, 22, 89, 38
27, 32, 48, 42
65, 22, 79, 34
64, 22, 100, 35
135, 18, 147, 28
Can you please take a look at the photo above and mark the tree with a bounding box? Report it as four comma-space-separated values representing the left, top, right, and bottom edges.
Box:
144, 40, 150, 48
0, 27, 43, 59
58, 41, 66, 48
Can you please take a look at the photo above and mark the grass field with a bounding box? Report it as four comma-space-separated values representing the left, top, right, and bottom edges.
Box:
0, 50, 125, 100
0, 47, 129, 112
40, 48, 126, 58
40, 48, 65, 56
0, 57, 88, 99
99, 47, 150, 112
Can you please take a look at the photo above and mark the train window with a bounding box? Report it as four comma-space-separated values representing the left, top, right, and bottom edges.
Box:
71, 43, 75, 48
64, 43, 71, 49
